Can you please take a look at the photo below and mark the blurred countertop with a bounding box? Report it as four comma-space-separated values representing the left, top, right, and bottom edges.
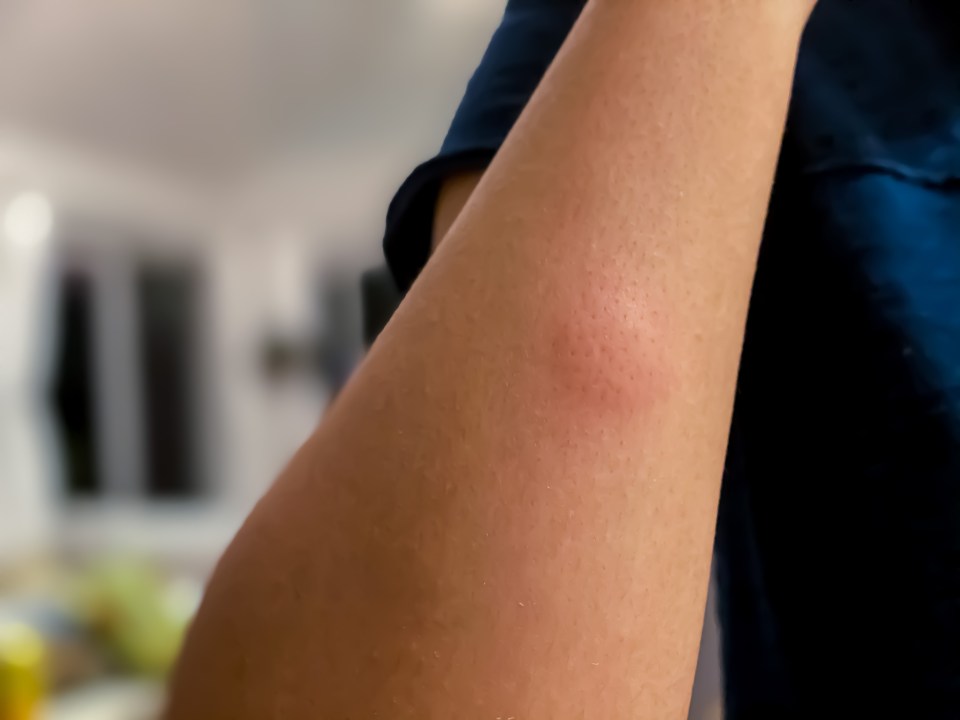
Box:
43, 679, 162, 720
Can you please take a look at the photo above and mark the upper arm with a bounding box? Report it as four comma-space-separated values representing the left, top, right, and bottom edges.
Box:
433, 170, 485, 250
385, 0, 585, 292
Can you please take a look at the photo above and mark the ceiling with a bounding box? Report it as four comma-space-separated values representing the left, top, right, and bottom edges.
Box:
0, 0, 504, 182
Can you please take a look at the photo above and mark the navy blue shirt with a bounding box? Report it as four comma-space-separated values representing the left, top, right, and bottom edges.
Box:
383, 1, 960, 716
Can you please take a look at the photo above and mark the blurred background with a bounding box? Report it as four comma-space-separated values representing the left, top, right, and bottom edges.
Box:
0, 1, 721, 717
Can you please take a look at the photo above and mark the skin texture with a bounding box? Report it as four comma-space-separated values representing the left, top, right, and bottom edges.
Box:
434, 169, 484, 248
166, 1, 815, 718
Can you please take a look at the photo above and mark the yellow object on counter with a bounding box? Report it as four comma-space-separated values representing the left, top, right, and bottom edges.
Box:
0, 623, 45, 720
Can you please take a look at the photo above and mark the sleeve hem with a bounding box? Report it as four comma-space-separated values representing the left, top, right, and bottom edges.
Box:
383, 147, 497, 294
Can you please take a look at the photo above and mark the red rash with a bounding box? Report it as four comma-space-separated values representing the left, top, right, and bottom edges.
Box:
542, 278, 673, 426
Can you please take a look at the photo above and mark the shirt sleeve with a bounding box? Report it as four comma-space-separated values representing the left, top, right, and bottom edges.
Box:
383, 0, 586, 293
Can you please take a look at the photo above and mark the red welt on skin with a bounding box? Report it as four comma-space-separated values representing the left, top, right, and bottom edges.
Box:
542, 279, 674, 426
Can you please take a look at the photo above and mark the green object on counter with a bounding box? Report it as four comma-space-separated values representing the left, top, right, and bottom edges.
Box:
73, 560, 195, 677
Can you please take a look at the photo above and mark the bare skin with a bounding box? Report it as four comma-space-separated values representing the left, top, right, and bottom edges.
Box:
166, 1, 815, 718
434, 169, 484, 248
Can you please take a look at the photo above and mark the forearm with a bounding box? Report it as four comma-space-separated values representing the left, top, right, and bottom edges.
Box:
168, 2, 812, 718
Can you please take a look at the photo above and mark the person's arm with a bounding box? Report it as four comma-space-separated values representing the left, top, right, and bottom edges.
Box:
434, 169, 484, 249
166, 1, 814, 718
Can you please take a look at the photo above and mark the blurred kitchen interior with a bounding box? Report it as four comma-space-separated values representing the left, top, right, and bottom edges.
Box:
0, 1, 721, 718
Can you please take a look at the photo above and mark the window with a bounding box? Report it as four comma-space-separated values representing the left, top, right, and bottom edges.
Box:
54, 270, 99, 497
137, 263, 201, 498
53, 252, 206, 501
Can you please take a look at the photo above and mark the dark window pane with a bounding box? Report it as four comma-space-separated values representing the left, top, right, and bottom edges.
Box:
137, 263, 200, 498
53, 272, 99, 496
360, 267, 400, 349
